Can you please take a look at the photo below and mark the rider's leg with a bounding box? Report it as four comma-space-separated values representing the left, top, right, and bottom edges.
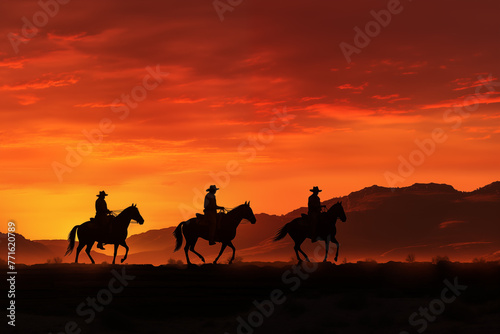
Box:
208, 212, 216, 245
97, 215, 107, 250
311, 214, 318, 242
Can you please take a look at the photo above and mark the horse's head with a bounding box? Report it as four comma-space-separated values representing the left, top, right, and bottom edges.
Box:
240, 201, 256, 224
328, 201, 347, 222
126, 203, 144, 225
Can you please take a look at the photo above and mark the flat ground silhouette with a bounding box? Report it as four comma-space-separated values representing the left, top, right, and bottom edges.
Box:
7, 262, 500, 334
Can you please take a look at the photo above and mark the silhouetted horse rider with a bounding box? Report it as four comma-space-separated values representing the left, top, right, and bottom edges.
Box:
95, 190, 112, 250
309, 186, 326, 242
204, 185, 225, 245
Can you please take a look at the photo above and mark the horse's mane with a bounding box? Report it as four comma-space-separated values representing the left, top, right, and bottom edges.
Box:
123, 204, 138, 211
226, 202, 250, 213
230, 203, 245, 211
115, 204, 138, 218
329, 201, 342, 209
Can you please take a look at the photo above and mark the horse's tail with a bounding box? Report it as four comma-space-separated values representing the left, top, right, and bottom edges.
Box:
65, 225, 79, 256
173, 221, 185, 252
274, 223, 289, 242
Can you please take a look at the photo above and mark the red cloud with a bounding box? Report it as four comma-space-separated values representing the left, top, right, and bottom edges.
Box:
439, 220, 466, 229
0, 75, 79, 91
442, 242, 492, 249
338, 82, 368, 91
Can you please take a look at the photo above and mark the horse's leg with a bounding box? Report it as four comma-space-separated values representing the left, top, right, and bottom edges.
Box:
120, 241, 129, 263
227, 241, 236, 264
189, 238, 205, 263
113, 243, 118, 265
298, 238, 310, 263
298, 247, 309, 262
294, 245, 302, 264
294, 239, 309, 264
332, 237, 340, 262
184, 239, 192, 265
85, 242, 95, 264
292, 235, 302, 263
213, 243, 227, 264
75, 243, 84, 263
323, 238, 330, 262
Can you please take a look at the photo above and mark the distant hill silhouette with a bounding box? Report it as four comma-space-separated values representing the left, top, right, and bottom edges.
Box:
470, 181, 500, 195
3, 182, 500, 265
0, 233, 54, 263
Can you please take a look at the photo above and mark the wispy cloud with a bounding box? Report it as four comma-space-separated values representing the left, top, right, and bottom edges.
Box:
0, 75, 79, 91
338, 82, 368, 91
74, 102, 125, 108
441, 241, 492, 249
439, 220, 466, 229
15, 95, 40, 105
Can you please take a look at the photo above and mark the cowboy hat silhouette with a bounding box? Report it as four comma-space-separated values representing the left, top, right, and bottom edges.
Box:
206, 185, 219, 192
310, 186, 322, 193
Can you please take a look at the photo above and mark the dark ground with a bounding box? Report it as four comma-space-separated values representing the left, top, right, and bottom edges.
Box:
4, 262, 500, 334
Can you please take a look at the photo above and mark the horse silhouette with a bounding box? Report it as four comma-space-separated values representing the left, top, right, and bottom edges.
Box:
173, 202, 256, 265
274, 201, 346, 263
65, 204, 144, 264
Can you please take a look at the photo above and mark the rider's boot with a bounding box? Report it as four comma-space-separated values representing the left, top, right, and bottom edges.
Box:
97, 242, 105, 250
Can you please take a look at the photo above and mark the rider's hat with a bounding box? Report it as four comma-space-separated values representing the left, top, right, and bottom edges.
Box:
206, 185, 219, 192
97, 190, 108, 197
310, 186, 322, 193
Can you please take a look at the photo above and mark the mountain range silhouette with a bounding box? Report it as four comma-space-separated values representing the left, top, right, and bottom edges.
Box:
2, 182, 499, 265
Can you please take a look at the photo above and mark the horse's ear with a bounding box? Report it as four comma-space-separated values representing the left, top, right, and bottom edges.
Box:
244, 201, 247, 205
248, 201, 250, 206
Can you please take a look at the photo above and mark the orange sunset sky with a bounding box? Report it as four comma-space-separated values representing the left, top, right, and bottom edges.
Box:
1, 0, 499, 240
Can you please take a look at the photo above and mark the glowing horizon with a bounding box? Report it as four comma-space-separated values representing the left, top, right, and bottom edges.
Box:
1, 0, 500, 240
